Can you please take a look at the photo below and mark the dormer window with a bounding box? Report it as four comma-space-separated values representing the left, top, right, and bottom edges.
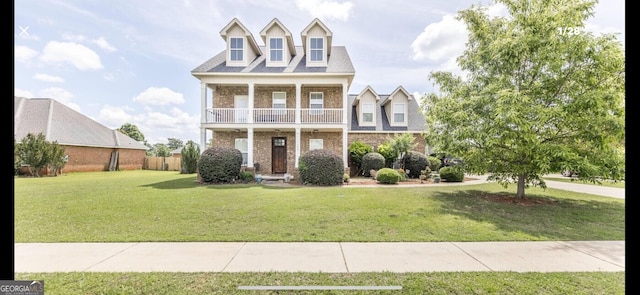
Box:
310, 37, 324, 61
269, 38, 283, 62
362, 103, 374, 123
230, 37, 243, 61
393, 103, 405, 123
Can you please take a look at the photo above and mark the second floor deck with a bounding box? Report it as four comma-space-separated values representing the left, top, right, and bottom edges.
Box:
205, 108, 344, 124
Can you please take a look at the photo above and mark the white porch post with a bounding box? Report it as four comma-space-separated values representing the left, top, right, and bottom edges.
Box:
200, 82, 208, 151
342, 127, 348, 168
295, 83, 301, 124
342, 82, 348, 124
295, 127, 301, 168
248, 83, 254, 123
247, 127, 254, 168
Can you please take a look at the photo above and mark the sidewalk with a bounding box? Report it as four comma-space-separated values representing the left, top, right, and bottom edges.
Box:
15, 241, 624, 273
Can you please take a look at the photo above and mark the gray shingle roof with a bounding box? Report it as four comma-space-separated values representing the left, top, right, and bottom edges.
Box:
14, 96, 148, 150
347, 93, 426, 132
191, 46, 355, 74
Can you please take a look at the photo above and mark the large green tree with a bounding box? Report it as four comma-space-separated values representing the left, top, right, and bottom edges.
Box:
422, 0, 625, 198
118, 123, 145, 142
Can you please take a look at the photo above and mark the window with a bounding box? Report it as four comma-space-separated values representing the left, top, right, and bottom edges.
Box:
309, 92, 323, 115
269, 38, 283, 62
393, 103, 405, 123
309, 139, 323, 150
272, 92, 286, 115
310, 37, 323, 61
362, 103, 374, 123
230, 37, 243, 61
235, 138, 248, 165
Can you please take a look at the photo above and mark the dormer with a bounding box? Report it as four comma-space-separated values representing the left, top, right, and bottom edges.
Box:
353, 86, 380, 127
301, 18, 332, 67
260, 18, 296, 67
220, 18, 262, 67
382, 86, 412, 127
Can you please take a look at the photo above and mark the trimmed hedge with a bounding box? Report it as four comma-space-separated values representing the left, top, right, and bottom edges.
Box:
361, 152, 385, 177
402, 151, 429, 178
439, 166, 464, 182
197, 147, 243, 183
376, 167, 401, 184
299, 149, 344, 186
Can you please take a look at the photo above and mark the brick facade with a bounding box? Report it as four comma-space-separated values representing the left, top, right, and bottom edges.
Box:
212, 85, 343, 109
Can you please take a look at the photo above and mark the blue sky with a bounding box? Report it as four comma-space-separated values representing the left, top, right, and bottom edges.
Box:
14, 0, 625, 145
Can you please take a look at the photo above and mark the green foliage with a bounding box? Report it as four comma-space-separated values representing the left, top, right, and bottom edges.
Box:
167, 138, 184, 150
402, 151, 429, 178
298, 149, 344, 186
427, 155, 442, 172
385, 133, 418, 168
361, 152, 385, 177
47, 141, 67, 176
375, 168, 400, 184
118, 123, 145, 142
16, 133, 50, 177
396, 168, 407, 181
422, 0, 625, 197
343, 173, 350, 183
348, 141, 373, 174
376, 143, 396, 168
181, 140, 200, 174
439, 166, 464, 182
147, 143, 171, 157
197, 147, 243, 183
240, 171, 254, 182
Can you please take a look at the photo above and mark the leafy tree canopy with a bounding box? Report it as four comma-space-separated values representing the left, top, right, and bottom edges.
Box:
422, 0, 625, 198
167, 138, 184, 150
118, 123, 145, 142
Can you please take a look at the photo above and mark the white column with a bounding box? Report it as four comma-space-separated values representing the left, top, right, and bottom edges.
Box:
248, 83, 254, 123
342, 82, 348, 124
200, 82, 208, 151
295, 83, 301, 124
342, 127, 348, 168
247, 127, 254, 168
295, 127, 301, 168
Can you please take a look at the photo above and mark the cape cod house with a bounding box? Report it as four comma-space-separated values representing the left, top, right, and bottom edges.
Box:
191, 18, 426, 176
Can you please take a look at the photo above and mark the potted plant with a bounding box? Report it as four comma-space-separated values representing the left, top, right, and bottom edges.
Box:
433, 173, 441, 183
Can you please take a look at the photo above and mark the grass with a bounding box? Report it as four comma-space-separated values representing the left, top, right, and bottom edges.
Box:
544, 177, 625, 189
14, 170, 625, 294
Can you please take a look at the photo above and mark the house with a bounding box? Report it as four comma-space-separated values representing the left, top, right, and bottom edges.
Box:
191, 18, 426, 176
14, 96, 149, 174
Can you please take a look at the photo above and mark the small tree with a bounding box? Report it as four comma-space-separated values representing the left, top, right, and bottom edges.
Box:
47, 141, 67, 176
17, 133, 49, 177
386, 133, 417, 169
348, 140, 373, 175
167, 138, 184, 150
181, 140, 200, 174
377, 143, 396, 168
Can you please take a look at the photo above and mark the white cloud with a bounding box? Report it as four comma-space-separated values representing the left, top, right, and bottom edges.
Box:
34, 73, 65, 83
62, 32, 87, 42
14, 88, 34, 98
40, 41, 103, 70
132, 87, 185, 106
294, 0, 354, 21
98, 105, 134, 127
14, 45, 38, 63
411, 14, 468, 64
37, 87, 81, 112
92, 37, 117, 52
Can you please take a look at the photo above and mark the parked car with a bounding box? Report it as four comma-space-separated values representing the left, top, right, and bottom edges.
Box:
561, 170, 578, 177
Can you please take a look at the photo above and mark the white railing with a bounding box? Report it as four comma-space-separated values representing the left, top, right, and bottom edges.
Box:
205, 108, 343, 124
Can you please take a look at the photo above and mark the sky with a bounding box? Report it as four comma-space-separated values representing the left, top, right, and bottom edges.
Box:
14, 0, 625, 146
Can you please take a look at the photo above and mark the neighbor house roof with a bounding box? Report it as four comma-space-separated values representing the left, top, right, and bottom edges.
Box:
347, 93, 426, 132
14, 96, 148, 150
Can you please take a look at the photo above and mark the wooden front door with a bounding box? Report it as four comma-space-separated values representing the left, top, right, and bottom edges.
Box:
272, 137, 287, 174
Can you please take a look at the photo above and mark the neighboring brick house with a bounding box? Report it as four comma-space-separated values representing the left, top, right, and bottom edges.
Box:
191, 18, 426, 176
14, 96, 149, 174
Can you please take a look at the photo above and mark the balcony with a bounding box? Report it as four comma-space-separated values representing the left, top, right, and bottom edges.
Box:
205, 108, 343, 124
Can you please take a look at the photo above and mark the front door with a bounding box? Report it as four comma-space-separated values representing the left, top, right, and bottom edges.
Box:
272, 137, 287, 174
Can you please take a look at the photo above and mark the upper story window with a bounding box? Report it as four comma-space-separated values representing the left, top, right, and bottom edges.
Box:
393, 103, 405, 123
272, 92, 286, 115
309, 92, 323, 115
362, 103, 374, 123
230, 37, 244, 61
269, 38, 283, 62
310, 37, 323, 61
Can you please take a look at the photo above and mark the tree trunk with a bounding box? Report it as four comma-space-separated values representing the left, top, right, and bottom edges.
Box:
516, 174, 526, 198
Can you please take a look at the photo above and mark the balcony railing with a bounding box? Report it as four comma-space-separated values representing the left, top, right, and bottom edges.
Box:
205, 108, 343, 124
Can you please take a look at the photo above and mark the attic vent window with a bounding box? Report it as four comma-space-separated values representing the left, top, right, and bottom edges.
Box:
270, 38, 283, 62
230, 37, 243, 61
310, 37, 323, 61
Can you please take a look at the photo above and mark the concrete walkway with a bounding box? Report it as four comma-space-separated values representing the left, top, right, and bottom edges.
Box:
15, 241, 624, 273
15, 175, 624, 273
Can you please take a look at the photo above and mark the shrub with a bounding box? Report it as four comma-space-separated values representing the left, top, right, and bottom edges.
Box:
343, 173, 350, 183
369, 169, 377, 179
299, 149, 344, 186
240, 171, 254, 182
181, 140, 200, 174
376, 168, 400, 184
348, 141, 373, 175
427, 155, 441, 172
396, 168, 407, 181
376, 143, 396, 168
439, 166, 464, 182
402, 152, 429, 178
361, 152, 385, 177
197, 147, 243, 183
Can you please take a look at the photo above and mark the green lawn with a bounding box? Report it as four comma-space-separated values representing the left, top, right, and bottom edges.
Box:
14, 170, 625, 294
544, 177, 625, 189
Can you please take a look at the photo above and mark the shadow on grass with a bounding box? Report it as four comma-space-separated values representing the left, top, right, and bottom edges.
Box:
140, 176, 200, 189
430, 189, 625, 241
